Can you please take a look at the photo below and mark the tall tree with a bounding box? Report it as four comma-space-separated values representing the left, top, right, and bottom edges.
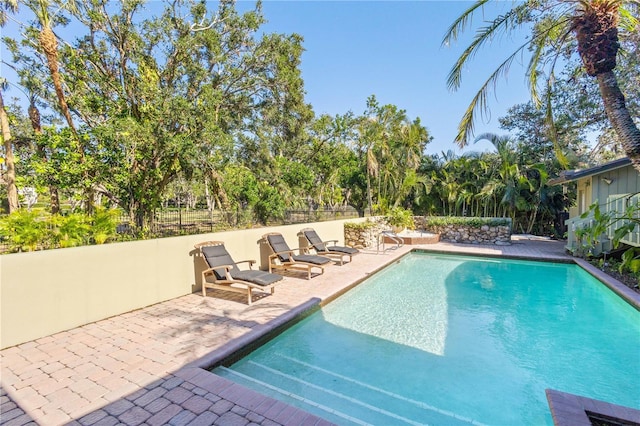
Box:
0, 84, 19, 212
444, 0, 640, 170
0, 0, 18, 212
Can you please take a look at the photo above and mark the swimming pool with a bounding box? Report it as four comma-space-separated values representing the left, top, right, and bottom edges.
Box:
213, 252, 640, 425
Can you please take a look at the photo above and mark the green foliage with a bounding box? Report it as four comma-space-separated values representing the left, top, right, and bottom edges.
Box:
2, 0, 582, 243
344, 220, 379, 231
52, 213, 90, 248
576, 200, 640, 258
253, 182, 285, 225
0, 208, 119, 252
89, 207, 119, 244
385, 207, 415, 229
620, 248, 640, 274
424, 216, 511, 228
0, 209, 50, 252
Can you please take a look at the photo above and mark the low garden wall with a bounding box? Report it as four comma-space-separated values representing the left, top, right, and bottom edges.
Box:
344, 216, 512, 248
0, 217, 367, 349
417, 216, 512, 245
344, 220, 387, 249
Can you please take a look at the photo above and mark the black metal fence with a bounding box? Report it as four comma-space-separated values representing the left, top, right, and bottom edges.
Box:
117, 206, 361, 237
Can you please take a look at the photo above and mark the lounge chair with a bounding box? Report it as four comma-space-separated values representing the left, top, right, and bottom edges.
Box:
298, 228, 359, 265
195, 241, 282, 304
262, 233, 332, 279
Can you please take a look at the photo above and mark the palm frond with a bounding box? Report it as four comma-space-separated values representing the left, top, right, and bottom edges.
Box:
543, 73, 570, 169
528, 48, 545, 108
454, 48, 526, 147
527, 17, 572, 108
441, 0, 490, 47
447, 3, 530, 91
619, 4, 639, 31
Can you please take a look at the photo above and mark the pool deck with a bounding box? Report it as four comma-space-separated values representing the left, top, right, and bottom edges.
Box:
0, 236, 636, 426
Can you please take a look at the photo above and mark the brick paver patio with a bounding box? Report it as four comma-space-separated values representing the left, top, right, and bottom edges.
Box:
1, 237, 612, 425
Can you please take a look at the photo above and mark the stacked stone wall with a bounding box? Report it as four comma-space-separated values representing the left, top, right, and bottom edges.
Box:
344, 220, 387, 249
423, 223, 511, 245
344, 216, 511, 247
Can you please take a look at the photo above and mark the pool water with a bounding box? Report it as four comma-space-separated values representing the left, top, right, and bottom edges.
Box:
214, 253, 640, 425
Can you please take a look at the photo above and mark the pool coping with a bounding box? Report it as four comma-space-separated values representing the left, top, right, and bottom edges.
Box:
546, 389, 640, 426
572, 257, 640, 311
177, 248, 640, 425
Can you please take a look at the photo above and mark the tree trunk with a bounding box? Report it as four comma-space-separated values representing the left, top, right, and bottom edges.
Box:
39, 27, 77, 135
596, 71, 640, 171
0, 92, 18, 213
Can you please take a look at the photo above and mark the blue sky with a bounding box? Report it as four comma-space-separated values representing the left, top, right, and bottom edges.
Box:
1, 1, 534, 155
253, 1, 534, 155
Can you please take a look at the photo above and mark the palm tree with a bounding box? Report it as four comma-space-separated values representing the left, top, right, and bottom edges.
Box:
0, 84, 18, 212
0, 0, 18, 212
475, 133, 523, 221
444, 0, 640, 170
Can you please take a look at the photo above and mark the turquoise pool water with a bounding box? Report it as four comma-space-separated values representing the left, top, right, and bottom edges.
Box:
214, 253, 640, 425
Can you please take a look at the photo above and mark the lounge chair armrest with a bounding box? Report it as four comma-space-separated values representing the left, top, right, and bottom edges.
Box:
290, 246, 309, 254
323, 240, 338, 245
235, 259, 256, 269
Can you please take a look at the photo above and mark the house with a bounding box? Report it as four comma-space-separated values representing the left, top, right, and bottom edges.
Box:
550, 157, 640, 255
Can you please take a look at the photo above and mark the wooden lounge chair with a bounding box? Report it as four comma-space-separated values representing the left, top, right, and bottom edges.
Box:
195, 241, 282, 304
262, 232, 332, 279
298, 228, 360, 265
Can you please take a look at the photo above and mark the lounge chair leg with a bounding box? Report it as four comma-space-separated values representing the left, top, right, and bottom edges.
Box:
247, 288, 252, 305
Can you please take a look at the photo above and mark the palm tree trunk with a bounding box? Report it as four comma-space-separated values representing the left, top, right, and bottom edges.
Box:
0, 92, 18, 212
39, 27, 77, 135
366, 173, 373, 216
596, 71, 640, 171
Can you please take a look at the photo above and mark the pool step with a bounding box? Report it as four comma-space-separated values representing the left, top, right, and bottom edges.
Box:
215, 353, 484, 426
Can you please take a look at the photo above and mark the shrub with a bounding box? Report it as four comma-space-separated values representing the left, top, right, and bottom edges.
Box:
90, 208, 120, 244
0, 209, 51, 252
52, 213, 91, 248
423, 216, 511, 228
385, 207, 415, 230
0, 208, 120, 253
344, 220, 379, 231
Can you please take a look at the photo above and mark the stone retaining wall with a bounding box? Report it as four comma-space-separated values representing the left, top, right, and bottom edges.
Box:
424, 224, 511, 245
415, 216, 511, 245
344, 220, 387, 249
345, 217, 512, 247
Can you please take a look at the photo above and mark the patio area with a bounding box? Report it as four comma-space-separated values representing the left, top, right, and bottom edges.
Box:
1, 237, 577, 425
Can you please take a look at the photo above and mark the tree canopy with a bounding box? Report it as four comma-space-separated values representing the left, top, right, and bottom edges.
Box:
1, 0, 634, 244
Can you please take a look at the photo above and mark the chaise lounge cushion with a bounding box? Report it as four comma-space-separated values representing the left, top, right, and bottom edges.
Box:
201, 245, 241, 279
231, 270, 282, 287
267, 234, 294, 262
325, 245, 359, 255
267, 234, 331, 265
303, 229, 359, 255
291, 253, 332, 265
201, 245, 284, 285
